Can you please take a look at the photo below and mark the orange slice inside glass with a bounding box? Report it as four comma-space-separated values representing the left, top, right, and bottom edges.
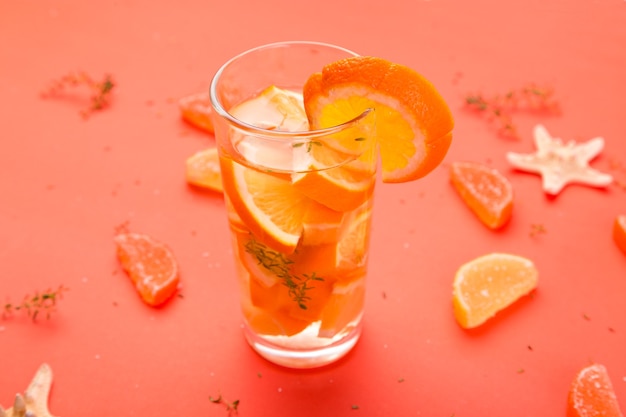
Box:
221, 86, 370, 253
336, 206, 372, 272
220, 158, 309, 254
318, 279, 365, 338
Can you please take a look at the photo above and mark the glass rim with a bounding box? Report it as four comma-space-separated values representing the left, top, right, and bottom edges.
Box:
209, 40, 371, 140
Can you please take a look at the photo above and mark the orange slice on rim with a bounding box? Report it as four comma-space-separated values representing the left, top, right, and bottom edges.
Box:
303, 56, 454, 182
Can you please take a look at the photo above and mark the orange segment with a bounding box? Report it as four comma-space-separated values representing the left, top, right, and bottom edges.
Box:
303, 56, 454, 183
248, 273, 286, 311
292, 164, 374, 212
567, 363, 624, 417
237, 233, 282, 288
220, 157, 309, 254
245, 245, 335, 330
291, 111, 377, 212
301, 201, 344, 246
452, 253, 538, 328
336, 206, 373, 272
114, 233, 180, 307
220, 160, 365, 255
285, 276, 335, 323
613, 215, 626, 256
450, 161, 513, 229
290, 243, 338, 278
185, 147, 223, 192
179, 91, 214, 133
318, 279, 365, 338
244, 305, 311, 337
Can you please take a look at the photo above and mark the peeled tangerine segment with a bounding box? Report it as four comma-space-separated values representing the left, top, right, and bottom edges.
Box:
453, 253, 538, 329
567, 363, 624, 417
114, 233, 180, 307
450, 161, 513, 229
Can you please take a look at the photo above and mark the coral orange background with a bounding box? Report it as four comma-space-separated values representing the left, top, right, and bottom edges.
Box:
1, 1, 625, 416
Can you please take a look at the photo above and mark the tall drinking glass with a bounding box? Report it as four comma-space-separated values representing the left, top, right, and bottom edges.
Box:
210, 41, 377, 368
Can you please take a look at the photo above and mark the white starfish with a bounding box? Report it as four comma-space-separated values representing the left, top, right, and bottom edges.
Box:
0, 363, 58, 417
506, 124, 613, 195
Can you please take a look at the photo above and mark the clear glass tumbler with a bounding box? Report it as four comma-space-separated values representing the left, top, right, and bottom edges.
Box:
210, 41, 377, 368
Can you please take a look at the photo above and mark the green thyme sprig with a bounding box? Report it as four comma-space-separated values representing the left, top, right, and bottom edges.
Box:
293, 140, 322, 152
3, 285, 68, 321
41, 71, 115, 118
464, 84, 560, 140
244, 238, 324, 309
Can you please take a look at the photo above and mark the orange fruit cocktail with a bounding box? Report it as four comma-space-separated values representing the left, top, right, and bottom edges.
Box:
209, 42, 453, 368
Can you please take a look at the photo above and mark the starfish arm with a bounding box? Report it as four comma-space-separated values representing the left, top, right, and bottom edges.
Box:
12, 395, 26, 417
575, 137, 605, 161
568, 169, 614, 187
24, 364, 55, 417
541, 172, 568, 195
533, 124, 555, 151
3, 395, 26, 417
2, 364, 57, 417
506, 152, 544, 174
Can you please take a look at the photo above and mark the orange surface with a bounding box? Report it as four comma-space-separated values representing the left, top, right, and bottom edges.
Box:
1, 1, 625, 416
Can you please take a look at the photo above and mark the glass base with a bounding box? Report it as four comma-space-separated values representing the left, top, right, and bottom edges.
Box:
243, 321, 362, 369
